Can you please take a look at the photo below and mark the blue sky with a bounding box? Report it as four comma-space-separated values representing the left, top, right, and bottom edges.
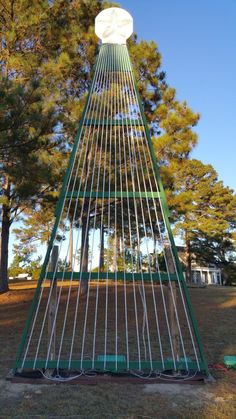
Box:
121, 0, 236, 192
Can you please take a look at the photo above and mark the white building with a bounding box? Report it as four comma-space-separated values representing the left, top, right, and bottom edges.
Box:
176, 246, 222, 285
191, 266, 222, 285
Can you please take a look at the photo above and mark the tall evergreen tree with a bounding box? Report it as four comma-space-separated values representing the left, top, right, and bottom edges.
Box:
170, 159, 236, 281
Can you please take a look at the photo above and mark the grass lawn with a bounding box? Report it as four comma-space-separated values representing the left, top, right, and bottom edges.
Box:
0, 282, 236, 418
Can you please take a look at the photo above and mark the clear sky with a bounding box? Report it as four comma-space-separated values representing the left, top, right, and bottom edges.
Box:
120, 0, 236, 192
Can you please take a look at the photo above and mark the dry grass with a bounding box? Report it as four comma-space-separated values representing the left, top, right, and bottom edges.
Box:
0, 283, 236, 418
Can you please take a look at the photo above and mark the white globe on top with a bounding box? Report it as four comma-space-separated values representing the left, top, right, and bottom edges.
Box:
95, 7, 133, 44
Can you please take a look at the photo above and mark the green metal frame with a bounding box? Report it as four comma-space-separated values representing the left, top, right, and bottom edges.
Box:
16, 359, 206, 373
13, 43, 208, 376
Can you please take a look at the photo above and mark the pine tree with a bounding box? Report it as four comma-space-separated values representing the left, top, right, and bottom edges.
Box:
170, 159, 236, 281
0, 0, 104, 292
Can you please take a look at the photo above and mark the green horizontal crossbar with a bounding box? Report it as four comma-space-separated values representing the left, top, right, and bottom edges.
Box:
65, 191, 160, 199
84, 118, 143, 126
17, 359, 206, 373
46, 271, 178, 281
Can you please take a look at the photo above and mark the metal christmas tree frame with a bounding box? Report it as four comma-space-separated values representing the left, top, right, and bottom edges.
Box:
13, 8, 208, 380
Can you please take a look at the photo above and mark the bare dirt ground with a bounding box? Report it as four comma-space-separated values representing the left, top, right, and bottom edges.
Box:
0, 283, 236, 418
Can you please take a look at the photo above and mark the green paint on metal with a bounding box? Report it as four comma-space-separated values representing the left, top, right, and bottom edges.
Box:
46, 271, 177, 281
101, 44, 132, 71
97, 354, 126, 363
224, 356, 236, 369
16, 358, 206, 373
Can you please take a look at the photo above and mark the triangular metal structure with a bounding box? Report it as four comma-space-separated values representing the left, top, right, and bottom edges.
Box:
13, 8, 208, 379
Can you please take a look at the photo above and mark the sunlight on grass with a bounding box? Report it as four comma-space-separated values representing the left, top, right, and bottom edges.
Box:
219, 292, 236, 309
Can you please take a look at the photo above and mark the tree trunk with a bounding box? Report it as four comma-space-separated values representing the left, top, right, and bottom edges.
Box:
186, 238, 192, 283
69, 220, 73, 269
112, 230, 118, 272
165, 245, 180, 365
153, 233, 157, 271
119, 235, 124, 270
79, 146, 92, 295
0, 182, 11, 293
80, 200, 89, 296
99, 223, 104, 271
48, 245, 58, 361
